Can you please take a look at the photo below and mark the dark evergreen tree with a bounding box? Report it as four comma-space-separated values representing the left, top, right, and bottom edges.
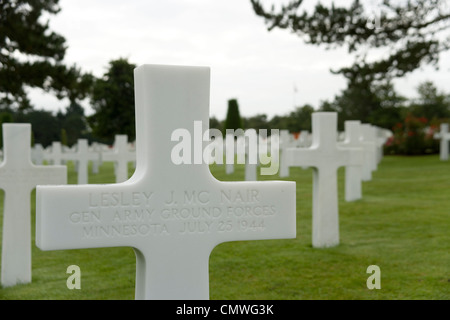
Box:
224, 99, 243, 132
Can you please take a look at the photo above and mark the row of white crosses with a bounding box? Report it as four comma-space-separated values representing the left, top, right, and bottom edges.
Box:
40, 140, 95, 184
36, 136, 136, 184
223, 130, 312, 180
280, 122, 384, 182
0, 128, 138, 288
0, 64, 390, 298
222, 130, 264, 181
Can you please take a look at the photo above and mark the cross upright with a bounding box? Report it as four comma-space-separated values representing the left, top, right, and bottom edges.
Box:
360, 124, 377, 181
435, 123, 450, 161
64, 139, 100, 184
36, 64, 296, 300
0, 124, 66, 287
339, 120, 364, 202
285, 112, 363, 248
45, 141, 64, 165
90, 142, 103, 174
279, 130, 291, 178
103, 135, 136, 183
32, 144, 44, 165
238, 129, 258, 181
224, 133, 235, 174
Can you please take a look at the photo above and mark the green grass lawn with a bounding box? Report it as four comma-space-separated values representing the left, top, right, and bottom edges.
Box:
0, 155, 449, 300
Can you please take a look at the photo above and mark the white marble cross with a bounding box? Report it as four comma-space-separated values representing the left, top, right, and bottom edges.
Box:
339, 121, 364, 202
225, 133, 235, 174
45, 141, 64, 165
279, 130, 291, 178
360, 124, 378, 181
434, 123, 450, 161
89, 142, 103, 174
298, 130, 311, 147
36, 64, 296, 300
31, 144, 44, 165
64, 139, 100, 184
103, 135, 136, 183
286, 112, 363, 248
239, 129, 258, 181
0, 124, 66, 287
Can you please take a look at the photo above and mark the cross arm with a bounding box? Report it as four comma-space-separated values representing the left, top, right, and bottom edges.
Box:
207, 180, 296, 249
36, 182, 141, 251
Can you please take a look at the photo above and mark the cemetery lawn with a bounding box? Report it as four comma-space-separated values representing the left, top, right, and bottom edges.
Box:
0, 156, 449, 300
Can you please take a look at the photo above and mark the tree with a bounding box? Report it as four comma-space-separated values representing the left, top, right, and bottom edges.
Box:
250, 1, 450, 126
286, 104, 314, 132
243, 114, 270, 131
224, 99, 243, 132
88, 58, 136, 143
409, 81, 450, 120
0, 111, 13, 148
14, 109, 60, 147
0, 0, 93, 110
57, 101, 89, 146
209, 116, 223, 132
268, 114, 290, 131
318, 78, 407, 130
370, 80, 407, 129
250, 0, 450, 82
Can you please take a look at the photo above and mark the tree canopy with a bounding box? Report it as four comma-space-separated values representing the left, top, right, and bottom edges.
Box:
250, 0, 450, 83
0, 0, 92, 110
87, 58, 136, 143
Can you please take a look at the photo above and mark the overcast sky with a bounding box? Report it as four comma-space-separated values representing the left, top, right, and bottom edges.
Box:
28, 0, 450, 120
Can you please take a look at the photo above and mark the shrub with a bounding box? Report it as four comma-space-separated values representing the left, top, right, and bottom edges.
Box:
384, 114, 439, 155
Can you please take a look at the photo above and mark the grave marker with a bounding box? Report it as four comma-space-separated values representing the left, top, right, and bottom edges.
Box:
225, 133, 234, 174
286, 112, 363, 248
36, 64, 296, 300
45, 141, 64, 165
279, 130, 291, 178
239, 129, 258, 181
90, 142, 103, 174
435, 123, 450, 161
31, 144, 44, 165
64, 139, 100, 184
103, 135, 136, 183
360, 124, 377, 181
339, 121, 364, 202
0, 124, 66, 287
298, 130, 311, 147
